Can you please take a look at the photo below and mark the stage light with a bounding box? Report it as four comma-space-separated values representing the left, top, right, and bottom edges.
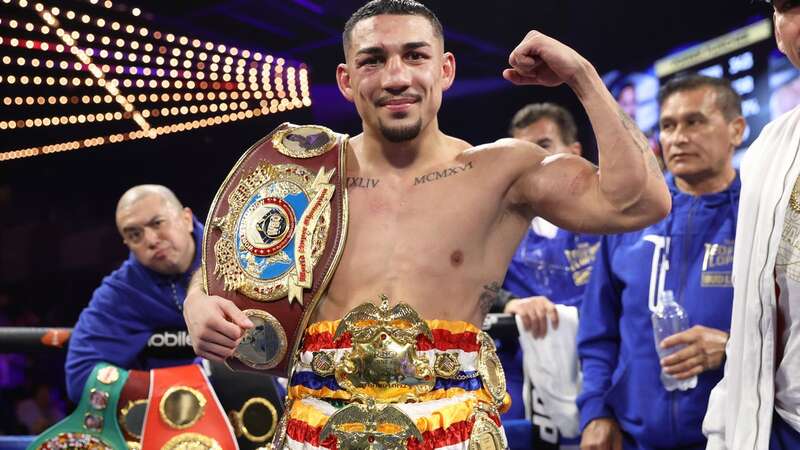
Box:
1, 1, 310, 162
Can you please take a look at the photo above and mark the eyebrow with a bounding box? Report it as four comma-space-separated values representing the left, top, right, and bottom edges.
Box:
121, 214, 163, 233
354, 41, 431, 57
660, 111, 707, 124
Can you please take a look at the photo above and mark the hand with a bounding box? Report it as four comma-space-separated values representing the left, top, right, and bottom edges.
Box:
503, 30, 592, 88
581, 417, 622, 450
504, 296, 558, 338
660, 325, 729, 379
183, 288, 253, 362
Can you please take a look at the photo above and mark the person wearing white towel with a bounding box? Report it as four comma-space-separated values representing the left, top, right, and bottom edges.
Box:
703, 1, 800, 448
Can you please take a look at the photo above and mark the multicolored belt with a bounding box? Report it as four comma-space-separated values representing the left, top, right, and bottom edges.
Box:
27, 363, 129, 450
271, 297, 509, 450
203, 122, 349, 376
140, 364, 237, 449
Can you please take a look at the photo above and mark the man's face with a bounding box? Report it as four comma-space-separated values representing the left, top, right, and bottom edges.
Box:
658, 87, 744, 183
116, 194, 195, 275
512, 118, 581, 156
775, 0, 800, 68
337, 14, 455, 142
618, 85, 637, 120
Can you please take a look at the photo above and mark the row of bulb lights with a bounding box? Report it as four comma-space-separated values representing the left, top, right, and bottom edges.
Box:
0, 0, 313, 161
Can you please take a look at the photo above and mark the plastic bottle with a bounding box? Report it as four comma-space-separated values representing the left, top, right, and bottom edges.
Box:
651, 290, 698, 391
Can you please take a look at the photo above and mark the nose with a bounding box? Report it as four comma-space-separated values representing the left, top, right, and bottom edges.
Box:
665, 124, 690, 148
142, 226, 160, 248
674, 129, 690, 145
381, 55, 412, 93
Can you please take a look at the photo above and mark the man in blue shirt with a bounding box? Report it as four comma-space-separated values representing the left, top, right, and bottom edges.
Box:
578, 75, 745, 450
65, 185, 201, 402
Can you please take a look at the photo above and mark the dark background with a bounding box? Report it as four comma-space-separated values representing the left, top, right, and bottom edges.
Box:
0, 0, 772, 431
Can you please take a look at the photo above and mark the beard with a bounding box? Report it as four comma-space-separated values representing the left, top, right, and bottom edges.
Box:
378, 118, 422, 143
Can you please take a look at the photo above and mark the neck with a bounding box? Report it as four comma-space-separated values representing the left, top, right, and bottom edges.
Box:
353, 119, 451, 172
674, 168, 736, 196
177, 233, 197, 275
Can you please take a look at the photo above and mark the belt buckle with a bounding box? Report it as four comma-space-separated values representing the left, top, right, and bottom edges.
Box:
468, 402, 507, 450
333, 296, 435, 403
320, 399, 422, 450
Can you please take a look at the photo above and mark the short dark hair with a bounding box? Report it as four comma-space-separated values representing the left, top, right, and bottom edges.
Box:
343, 0, 444, 53
658, 74, 742, 121
508, 103, 579, 145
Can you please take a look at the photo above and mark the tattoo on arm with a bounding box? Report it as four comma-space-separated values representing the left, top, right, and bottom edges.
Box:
347, 177, 381, 189
617, 108, 664, 180
479, 282, 502, 315
414, 162, 474, 186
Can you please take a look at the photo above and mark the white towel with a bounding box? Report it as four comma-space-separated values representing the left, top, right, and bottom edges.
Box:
516, 304, 581, 438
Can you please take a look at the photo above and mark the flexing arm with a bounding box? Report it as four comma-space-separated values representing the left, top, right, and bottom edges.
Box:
503, 31, 670, 233
183, 270, 253, 361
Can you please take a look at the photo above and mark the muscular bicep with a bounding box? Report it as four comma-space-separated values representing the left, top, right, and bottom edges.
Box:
509, 153, 652, 234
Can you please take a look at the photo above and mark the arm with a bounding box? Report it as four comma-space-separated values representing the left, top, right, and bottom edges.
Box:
503, 31, 670, 233
65, 283, 150, 402
502, 235, 560, 336
183, 270, 253, 361
576, 236, 622, 434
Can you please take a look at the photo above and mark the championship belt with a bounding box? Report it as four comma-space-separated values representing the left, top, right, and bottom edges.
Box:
139, 365, 237, 450
27, 363, 129, 450
203, 122, 349, 376
206, 361, 283, 450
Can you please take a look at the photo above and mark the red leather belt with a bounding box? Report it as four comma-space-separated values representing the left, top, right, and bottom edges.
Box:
202, 122, 349, 376
140, 364, 237, 449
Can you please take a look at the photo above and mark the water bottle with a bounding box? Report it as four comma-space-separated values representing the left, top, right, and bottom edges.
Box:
651, 290, 698, 391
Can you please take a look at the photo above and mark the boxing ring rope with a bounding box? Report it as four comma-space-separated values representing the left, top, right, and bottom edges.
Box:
0, 313, 520, 353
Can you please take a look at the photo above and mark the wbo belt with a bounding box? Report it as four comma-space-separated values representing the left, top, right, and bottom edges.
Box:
275, 296, 509, 450
203, 122, 350, 376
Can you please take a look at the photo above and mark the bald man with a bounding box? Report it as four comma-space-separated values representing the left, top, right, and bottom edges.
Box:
64, 185, 202, 402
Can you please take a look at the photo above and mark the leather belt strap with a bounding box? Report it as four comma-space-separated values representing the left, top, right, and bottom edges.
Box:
140, 364, 237, 449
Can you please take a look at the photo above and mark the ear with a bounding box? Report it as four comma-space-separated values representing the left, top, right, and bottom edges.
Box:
440, 52, 456, 91
776, 11, 787, 54
181, 207, 194, 232
569, 142, 583, 157
729, 116, 747, 148
336, 63, 355, 103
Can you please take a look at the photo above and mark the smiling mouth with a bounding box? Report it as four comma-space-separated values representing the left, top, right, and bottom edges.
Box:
376, 95, 420, 108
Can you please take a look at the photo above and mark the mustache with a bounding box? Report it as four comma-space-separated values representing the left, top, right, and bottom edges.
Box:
375, 94, 421, 106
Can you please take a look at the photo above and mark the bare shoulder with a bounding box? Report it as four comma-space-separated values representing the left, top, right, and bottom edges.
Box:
460, 137, 552, 173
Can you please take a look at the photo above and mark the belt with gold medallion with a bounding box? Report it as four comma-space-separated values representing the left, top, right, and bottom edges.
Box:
202, 122, 349, 376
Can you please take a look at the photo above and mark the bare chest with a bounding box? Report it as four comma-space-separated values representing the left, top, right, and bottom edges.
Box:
315, 165, 513, 321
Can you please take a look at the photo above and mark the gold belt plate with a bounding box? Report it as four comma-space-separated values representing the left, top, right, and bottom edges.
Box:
477, 331, 507, 408
320, 400, 422, 450
333, 296, 435, 403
